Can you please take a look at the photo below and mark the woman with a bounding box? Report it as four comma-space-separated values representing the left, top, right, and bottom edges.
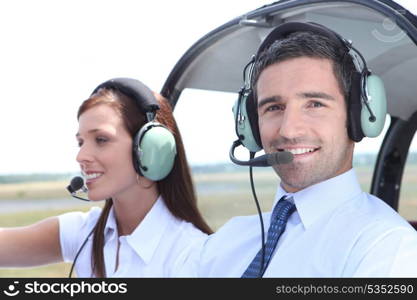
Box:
0, 78, 211, 277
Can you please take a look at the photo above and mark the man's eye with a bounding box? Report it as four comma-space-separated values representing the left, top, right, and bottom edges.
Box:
266, 104, 284, 112
311, 101, 324, 108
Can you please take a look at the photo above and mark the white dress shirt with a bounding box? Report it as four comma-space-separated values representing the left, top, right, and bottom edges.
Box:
198, 169, 417, 277
59, 196, 208, 277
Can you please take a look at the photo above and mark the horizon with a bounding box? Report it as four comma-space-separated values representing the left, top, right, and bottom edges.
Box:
2, 151, 417, 177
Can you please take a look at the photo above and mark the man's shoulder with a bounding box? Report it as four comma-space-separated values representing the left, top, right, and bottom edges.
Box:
335, 191, 410, 227
336, 191, 417, 246
199, 213, 269, 276
361, 192, 411, 227
204, 212, 268, 247
216, 213, 267, 233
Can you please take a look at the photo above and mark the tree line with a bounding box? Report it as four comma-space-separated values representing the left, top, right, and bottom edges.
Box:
1, 152, 417, 184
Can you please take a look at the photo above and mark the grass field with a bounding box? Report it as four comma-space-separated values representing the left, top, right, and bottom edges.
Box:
0, 180, 70, 200
0, 165, 416, 277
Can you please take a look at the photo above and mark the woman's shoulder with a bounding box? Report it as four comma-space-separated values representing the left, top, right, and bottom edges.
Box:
152, 197, 208, 238
162, 218, 208, 277
58, 206, 103, 232
166, 217, 209, 251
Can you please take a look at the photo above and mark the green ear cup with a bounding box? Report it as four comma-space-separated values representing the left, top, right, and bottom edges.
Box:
138, 124, 177, 181
233, 94, 262, 152
361, 75, 387, 138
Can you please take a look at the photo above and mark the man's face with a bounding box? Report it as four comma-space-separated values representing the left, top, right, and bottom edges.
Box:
256, 56, 354, 192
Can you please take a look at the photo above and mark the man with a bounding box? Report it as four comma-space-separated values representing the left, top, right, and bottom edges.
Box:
198, 22, 417, 277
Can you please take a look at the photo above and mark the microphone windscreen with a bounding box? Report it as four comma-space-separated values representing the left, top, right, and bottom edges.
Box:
70, 176, 84, 192
267, 151, 293, 165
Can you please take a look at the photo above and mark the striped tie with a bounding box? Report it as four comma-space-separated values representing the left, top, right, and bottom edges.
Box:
242, 197, 295, 278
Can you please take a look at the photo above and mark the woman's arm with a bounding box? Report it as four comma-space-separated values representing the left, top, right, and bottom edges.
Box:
0, 216, 63, 267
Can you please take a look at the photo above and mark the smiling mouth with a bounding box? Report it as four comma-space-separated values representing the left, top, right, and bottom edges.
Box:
278, 147, 320, 155
85, 173, 103, 180
81, 172, 104, 183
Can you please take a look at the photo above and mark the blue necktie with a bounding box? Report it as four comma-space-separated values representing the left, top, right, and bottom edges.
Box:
242, 197, 295, 278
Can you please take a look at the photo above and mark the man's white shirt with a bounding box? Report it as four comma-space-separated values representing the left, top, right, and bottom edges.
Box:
198, 169, 417, 277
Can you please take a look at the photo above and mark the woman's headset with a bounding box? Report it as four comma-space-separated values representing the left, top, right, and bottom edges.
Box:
233, 22, 387, 154
92, 77, 177, 181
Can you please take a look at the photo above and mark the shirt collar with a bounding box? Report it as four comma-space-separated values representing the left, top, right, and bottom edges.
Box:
273, 168, 362, 229
104, 195, 176, 264
105, 207, 117, 236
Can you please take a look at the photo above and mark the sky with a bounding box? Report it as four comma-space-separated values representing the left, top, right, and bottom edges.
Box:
0, 0, 416, 175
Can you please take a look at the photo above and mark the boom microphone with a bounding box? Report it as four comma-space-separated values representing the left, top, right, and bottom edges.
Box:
67, 176, 84, 193
229, 140, 293, 167
66, 176, 89, 201
266, 151, 293, 166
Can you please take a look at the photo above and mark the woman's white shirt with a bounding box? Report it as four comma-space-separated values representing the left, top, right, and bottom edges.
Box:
59, 196, 208, 277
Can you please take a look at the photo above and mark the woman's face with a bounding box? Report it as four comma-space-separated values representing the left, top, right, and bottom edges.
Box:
76, 104, 138, 201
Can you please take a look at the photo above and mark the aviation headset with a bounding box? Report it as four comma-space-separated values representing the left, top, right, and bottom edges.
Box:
233, 21, 387, 153
92, 77, 177, 181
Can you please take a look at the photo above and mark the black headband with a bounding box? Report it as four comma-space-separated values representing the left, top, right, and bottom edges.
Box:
92, 77, 160, 114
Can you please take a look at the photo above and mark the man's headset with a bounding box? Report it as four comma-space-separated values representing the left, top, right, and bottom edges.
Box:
231, 21, 387, 159
68, 78, 177, 277
92, 77, 177, 181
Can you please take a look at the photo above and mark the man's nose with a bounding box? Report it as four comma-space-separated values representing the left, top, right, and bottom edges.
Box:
278, 106, 307, 140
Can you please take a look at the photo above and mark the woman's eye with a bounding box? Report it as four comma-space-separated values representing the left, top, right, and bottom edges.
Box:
77, 140, 83, 147
96, 137, 108, 144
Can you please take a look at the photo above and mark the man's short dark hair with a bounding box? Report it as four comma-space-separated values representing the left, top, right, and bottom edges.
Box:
251, 31, 356, 104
